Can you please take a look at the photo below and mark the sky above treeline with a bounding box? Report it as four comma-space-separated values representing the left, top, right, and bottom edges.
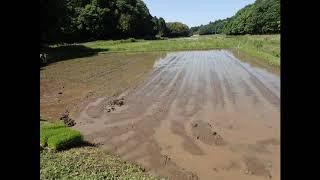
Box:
143, 0, 256, 27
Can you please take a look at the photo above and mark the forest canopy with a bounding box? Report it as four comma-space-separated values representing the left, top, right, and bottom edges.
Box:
40, 0, 191, 43
40, 0, 280, 44
165, 22, 191, 38
190, 0, 280, 35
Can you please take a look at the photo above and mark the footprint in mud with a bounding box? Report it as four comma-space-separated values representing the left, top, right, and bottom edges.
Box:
191, 120, 226, 146
171, 171, 199, 180
258, 138, 280, 146
171, 120, 205, 155
221, 160, 241, 171
159, 154, 199, 180
161, 154, 171, 166
248, 144, 271, 154
86, 105, 103, 118
248, 138, 280, 154
243, 155, 272, 178
212, 161, 240, 173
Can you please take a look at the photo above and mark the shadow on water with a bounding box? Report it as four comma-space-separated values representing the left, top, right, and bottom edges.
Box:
40, 45, 108, 69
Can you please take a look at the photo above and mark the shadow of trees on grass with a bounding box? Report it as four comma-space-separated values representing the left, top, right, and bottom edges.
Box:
41, 45, 108, 68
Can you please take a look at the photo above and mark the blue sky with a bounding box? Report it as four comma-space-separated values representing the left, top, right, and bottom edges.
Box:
143, 0, 256, 27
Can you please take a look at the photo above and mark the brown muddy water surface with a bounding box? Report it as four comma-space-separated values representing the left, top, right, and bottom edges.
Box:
75, 50, 280, 180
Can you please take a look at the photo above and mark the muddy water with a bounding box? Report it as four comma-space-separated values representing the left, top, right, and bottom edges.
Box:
75, 50, 280, 180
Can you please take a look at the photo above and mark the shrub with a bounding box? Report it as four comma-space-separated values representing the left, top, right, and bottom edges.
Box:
128, 38, 136, 42
143, 35, 156, 40
119, 38, 137, 43
165, 22, 190, 38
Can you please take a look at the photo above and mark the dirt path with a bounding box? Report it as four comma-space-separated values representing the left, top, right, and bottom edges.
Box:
75, 50, 280, 180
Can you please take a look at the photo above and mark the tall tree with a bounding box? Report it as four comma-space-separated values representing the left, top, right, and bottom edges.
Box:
190, 0, 280, 36
224, 0, 280, 35
165, 22, 190, 37
40, 0, 199, 43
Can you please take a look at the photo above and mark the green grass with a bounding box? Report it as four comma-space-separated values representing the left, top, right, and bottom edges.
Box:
230, 35, 280, 67
40, 147, 159, 180
79, 34, 280, 67
40, 121, 83, 150
40, 121, 159, 179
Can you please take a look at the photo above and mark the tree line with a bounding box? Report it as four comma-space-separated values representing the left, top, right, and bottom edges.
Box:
190, 0, 280, 35
40, 0, 191, 44
191, 18, 230, 35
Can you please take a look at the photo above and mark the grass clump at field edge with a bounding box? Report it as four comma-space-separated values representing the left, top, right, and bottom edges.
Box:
80, 34, 280, 67
47, 35, 279, 67
40, 121, 82, 150
40, 121, 159, 179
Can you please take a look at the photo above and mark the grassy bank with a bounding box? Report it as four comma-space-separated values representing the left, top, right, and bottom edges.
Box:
41, 147, 158, 180
40, 121, 158, 179
80, 34, 280, 67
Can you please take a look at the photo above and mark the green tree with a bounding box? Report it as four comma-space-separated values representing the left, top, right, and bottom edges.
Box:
190, 26, 200, 34
40, 0, 194, 43
224, 0, 280, 35
165, 22, 190, 37
40, 0, 68, 43
157, 17, 167, 36
77, 1, 108, 39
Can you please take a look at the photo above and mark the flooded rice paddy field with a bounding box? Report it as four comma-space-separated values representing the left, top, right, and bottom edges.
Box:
75, 50, 280, 180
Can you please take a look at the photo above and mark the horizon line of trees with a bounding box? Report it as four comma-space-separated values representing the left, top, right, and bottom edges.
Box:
40, 0, 279, 44
40, 0, 191, 44
190, 0, 280, 35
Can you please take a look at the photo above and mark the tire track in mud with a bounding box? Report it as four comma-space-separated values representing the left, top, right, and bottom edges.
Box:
87, 55, 185, 124
223, 51, 279, 107
210, 62, 226, 108
76, 50, 280, 180
239, 79, 260, 105
218, 53, 239, 106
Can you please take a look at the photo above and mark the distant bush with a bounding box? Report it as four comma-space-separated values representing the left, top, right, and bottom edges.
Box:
165, 22, 191, 38
159, 37, 168, 40
40, 121, 83, 151
143, 35, 157, 40
119, 38, 137, 43
128, 38, 137, 42
197, 19, 230, 35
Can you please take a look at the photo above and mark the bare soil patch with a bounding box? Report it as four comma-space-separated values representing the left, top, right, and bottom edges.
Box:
40, 52, 164, 121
